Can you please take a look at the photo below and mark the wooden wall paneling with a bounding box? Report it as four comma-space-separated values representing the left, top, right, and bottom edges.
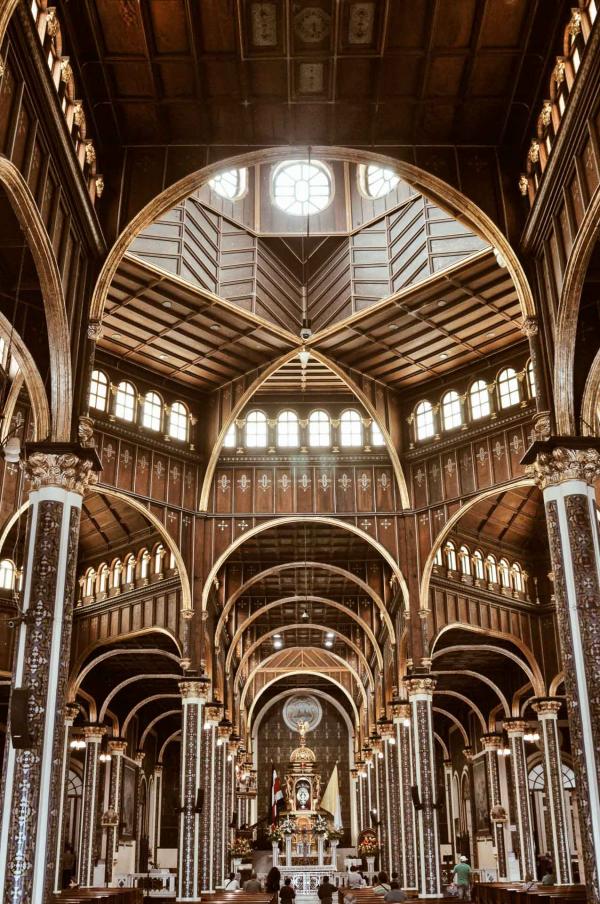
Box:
234, 468, 253, 513
375, 515, 397, 559
212, 517, 233, 562
100, 435, 118, 485
295, 465, 314, 514
441, 451, 459, 499
427, 456, 443, 504
150, 453, 168, 502
458, 445, 475, 496
374, 467, 394, 510
215, 468, 233, 513
334, 467, 356, 514
133, 445, 151, 497
355, 466, 374, 513
253, 467, 274, 513
474, 438, 492, 489
490, 433, 510, 484
274, 467, 294, 513
117, 441, 136, 491
167, 459, 183, 508
315, 466, 334, 512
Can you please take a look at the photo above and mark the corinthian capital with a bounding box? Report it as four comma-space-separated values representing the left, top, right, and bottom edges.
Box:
404, 675, 436, 697
525, 445, 600, 490
23, 444, 101, 494
521, 316, 538, 337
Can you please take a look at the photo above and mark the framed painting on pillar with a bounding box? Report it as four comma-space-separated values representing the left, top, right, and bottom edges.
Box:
472, 757, 490, 835
122, 761, 137, 839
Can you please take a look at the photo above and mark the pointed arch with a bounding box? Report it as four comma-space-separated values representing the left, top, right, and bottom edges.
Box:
246, 672, 360, 729
224, 594, 383, 673
203, 515, 406, 631
0, 157, 72, 440
419, 478, 536, 610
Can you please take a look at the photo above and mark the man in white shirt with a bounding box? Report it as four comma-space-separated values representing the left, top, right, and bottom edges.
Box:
347, 867, 365, 888
224, 872, 240, 890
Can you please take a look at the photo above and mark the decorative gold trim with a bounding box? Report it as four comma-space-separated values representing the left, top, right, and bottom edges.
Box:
23, 451, 98, 493
525, 446, 600, 489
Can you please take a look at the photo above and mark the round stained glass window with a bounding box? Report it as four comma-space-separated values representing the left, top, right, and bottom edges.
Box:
272, 159, 332, 216
359, 164, 400, 199
208, 168, 248, 201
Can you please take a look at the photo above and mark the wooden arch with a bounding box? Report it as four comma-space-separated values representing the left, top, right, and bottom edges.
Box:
0, 157, 72, 440
246, 671, 360, 731
224, 595, 383, 674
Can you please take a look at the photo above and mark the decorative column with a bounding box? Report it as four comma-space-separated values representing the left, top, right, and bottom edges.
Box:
532, 698, 573, 885
405, 674, 441, 898
480, 735, 508, 880
377, 722, 395, 874
78, 725, 106, 886
392, 700, 417, 890
524, 441, 600, 904
152, 764, 163, 865
54, 702, 80, 892
0, 447, 98, 904
178, 678, 208, 903
104, 738, 126, 882
215, 719, 233, 889
443, 760, 456, 865
505, 720, 536, 881
200, 701, 223, 893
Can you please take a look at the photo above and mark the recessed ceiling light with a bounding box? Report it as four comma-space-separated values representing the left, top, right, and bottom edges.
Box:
112, 332, 121, 339
162, 300, 172, 309
211, 323, 221, 331
159, 354, 167, 360
324, 640, 333, 648
389, 323, 399, 330
273, 640, 283, 649
326, 632, 334, 639
487, 331, 496, 338
273, 634, 281, 639
438, 300, 446, 307
439, 353, 448, 360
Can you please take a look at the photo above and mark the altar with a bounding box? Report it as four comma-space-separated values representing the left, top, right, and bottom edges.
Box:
270, 720, 341, 877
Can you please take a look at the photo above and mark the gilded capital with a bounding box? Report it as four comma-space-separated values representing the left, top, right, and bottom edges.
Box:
64, 703, 79, 723
179, 679, 209, 703
107, 738, 127, 755
83, 725, 106, 743
532, 698, 561, 718
391, 701, 410, 723
404, 675, 436, 697
480, 733, 503, 751
23, 450, 99, 493
525, 446, 600, 489
87, 320, 103, 341
504, 719, 528, 736
134, 751, 145, 767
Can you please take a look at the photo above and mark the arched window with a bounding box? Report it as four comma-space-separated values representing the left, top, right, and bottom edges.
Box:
358, 164, 400, 199
473, 550, 485, 580
272, 160, 332, 216
469, 380, 490, 420
139, 550, 150, 580
89, 370, 109, 411
115, 381, 136, 421
433, 547, 443, 566
153, 544, 165, 575
498, 368, 520, 409
340, 409, 363, 447
97, 563, 109, 594
445, 541, 458, 571
371, 420, 386, 447
142, 391, 163, 431
124, 554, 136, 585
277, 410, 299, 448
441, 390, 462, 431
526, 359, 537, 398
208, 167, 248, 201
112, 559, 122, 589
169, 401, 188, 441
415, 400, 435, 441
84, 568, 96, 598
459, 546, 471, 576
309, 410, 330, 448
0, 559, 14, 590
245, 410, 268, 448
499, 558, 511, 588
223, 422, 237, 448
512, 562, 524, 593
486, 554, 498, 584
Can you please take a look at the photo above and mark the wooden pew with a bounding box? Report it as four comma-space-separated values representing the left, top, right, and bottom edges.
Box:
52, 889, 143, 904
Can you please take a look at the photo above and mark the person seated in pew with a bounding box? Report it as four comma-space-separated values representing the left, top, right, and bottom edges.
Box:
373, 871, 391, 895
280, 877, 296, 903
383, 880, 406, 902
224, 871, 240, 890
244, 872, 263, 892
347, 866, 365, 888
541, 871, 556, 886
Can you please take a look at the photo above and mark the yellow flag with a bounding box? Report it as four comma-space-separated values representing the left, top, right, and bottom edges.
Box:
320, 764, 342, 828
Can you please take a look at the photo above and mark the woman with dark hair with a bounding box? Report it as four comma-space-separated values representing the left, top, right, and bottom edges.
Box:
266, 866, 282, 893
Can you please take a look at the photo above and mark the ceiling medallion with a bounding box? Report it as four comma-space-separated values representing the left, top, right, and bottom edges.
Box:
283, 694, 323, 733
348, 2, 375, 45
294, 7, 331, 43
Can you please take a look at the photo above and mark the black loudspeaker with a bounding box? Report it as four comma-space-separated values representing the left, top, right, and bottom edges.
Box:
410, 785, 422, 811
11, 688, 32, 749
195, 788, 204, 813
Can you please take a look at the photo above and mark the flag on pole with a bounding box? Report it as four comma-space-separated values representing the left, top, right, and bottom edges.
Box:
271, 766, 284, 823
320, 763, 342, 829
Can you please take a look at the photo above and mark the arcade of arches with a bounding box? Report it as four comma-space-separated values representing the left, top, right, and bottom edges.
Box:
1, 2, 600, 903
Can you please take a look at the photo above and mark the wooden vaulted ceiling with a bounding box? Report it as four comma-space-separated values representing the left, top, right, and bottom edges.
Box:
62, 0, 565, 150
449, 485, 546, 552
78, 492, 161, 564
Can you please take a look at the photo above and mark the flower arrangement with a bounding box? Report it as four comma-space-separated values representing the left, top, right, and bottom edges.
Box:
313, 814, 329, 835
328, 828, 344, 842
280, 815, 297, 835
267, 826, 284, 843
229, 837, 253, 857
357, 837, 379, 856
